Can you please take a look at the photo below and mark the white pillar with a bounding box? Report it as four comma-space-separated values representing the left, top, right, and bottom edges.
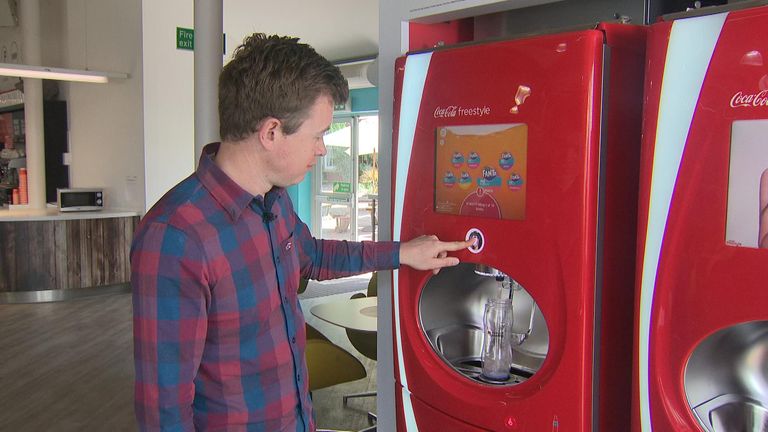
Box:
193, 0, 222, 164
20, 0, 46, 208
377, 1, 409, 429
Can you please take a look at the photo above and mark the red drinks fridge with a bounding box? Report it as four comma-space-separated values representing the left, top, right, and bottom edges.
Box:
391, 23, 646, 431
633, 4, 768, 431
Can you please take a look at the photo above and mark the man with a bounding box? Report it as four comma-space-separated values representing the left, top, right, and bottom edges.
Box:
131, 33, 470, 431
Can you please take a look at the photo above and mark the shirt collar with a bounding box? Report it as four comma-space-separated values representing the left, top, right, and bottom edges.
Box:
197, 142, 282, 222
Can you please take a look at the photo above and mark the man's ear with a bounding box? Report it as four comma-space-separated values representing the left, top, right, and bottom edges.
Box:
257, 117, 282, 151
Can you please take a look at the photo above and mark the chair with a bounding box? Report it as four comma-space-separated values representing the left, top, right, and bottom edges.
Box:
299, 278, 367, 392
343, 273, 378, 426
305, 323, 367, 392
299, 278, 375, 431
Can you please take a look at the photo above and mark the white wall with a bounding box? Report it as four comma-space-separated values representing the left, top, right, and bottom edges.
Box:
60, 0, 144, 212
141, 0, 195, 211
48, 0, 195, 213
0, 0, 144, 211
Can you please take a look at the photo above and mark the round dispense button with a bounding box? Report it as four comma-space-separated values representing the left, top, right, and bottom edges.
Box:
465, 228, 485, 254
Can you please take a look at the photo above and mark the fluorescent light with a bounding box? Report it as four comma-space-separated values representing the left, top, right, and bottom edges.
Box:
0, 62, 129, 83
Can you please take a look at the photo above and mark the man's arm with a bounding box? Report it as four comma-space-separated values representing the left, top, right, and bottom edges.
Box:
399, 234, 474, 274
131, 223, 210, 431
294, 216, 400, 280
293, 210, 472, 278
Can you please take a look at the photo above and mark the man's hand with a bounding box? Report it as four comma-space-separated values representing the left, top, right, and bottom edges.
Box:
399, 235, 474, 274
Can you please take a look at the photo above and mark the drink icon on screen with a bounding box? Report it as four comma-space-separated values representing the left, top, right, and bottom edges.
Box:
468, 151, 481, 168
459, 172, 472, 189
499, 152, 515, 170
451, 152, 465, 167
443, 171, 456, 188
508, 172, 524, 190
477, 166, 501, 188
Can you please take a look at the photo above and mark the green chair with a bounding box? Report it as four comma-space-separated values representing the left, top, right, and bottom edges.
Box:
305, 325, 373, 432
300, 277, 377, 431
343, 273, 378, 426
299, 278, 367, 392
305, 324, 367, 392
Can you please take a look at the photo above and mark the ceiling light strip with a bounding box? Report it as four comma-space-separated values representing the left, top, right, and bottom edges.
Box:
0, 62, 129, 83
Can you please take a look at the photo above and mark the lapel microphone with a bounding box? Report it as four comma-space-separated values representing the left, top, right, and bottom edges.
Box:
263, 212, 277, 223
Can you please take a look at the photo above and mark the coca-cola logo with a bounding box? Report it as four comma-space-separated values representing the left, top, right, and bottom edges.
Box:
730, 90, 768, 108
434, 105, 458, 118
433, 105, 491, 118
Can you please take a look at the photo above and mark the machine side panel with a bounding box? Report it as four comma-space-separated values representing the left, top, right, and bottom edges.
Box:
631, 17, 672, 432
596, 22, 648, 432
392, 52, 434, 430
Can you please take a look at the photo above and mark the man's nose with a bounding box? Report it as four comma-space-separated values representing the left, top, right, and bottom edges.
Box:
317, 138, 327, 156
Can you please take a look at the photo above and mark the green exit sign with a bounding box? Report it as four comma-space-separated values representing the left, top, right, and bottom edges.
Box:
176, 28, 227, 53
177, 27, 194, 50
333, 182, 351, 193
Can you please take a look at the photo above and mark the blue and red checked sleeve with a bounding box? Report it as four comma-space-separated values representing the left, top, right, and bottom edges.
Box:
291, 215, 400, 280
131, 222, 211, 431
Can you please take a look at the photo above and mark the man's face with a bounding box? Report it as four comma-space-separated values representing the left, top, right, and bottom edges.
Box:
272, 95, 333, 187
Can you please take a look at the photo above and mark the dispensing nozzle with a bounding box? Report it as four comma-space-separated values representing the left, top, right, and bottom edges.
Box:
473, 265, 512, 299
473, 264, 507, 278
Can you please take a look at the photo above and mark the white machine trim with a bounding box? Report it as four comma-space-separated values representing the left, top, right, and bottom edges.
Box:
393, 51, 433, 431
638, 12, 727, 431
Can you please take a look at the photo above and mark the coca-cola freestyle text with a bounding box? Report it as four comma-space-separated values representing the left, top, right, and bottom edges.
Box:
434, 105, 492, 118
730, 90, 768, 108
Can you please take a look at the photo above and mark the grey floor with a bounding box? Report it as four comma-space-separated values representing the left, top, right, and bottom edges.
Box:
0, 283, 375, 432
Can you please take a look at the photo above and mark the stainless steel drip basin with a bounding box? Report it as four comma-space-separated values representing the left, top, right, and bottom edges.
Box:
685, 320, 768, 432
419, 263, 549, 386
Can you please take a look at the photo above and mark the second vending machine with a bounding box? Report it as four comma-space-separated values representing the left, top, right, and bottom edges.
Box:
391, 23, 646, 431
633, 4, 768, 431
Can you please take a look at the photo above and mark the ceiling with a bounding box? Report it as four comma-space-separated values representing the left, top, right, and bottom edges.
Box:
223, 0, 380, 63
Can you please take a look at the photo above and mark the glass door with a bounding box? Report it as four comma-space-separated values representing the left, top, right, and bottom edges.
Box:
312, 115, 379, 241
356, 115, 379, 241
314, 117, 355, 241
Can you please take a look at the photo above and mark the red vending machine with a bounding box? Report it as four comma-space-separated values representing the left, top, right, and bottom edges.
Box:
391, 23, 645, 431
633, 4, 768, 432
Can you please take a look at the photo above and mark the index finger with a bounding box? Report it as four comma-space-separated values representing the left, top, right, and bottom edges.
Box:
439, 239, 475, 252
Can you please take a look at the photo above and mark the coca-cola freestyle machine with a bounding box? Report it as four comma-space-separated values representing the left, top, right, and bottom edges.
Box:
633, 5, 768, 431
391, 24, 645, 430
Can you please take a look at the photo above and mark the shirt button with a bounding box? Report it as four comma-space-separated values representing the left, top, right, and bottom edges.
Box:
283, 296, 288, 302
291, 336, 296, 344
297, 374, 301, 381
276, 256, 281, 264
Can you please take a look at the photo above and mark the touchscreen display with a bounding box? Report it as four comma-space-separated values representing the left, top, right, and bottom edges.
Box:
726, 119, 768, 249
434, 124, 527, 220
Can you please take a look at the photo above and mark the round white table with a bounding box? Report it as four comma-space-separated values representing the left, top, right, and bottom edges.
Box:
310, 296, 377, 332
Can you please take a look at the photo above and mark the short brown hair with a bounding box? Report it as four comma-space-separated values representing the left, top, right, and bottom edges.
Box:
219, 34, 349, 141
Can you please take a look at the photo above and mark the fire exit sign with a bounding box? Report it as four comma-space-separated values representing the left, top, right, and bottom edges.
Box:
177, 27, 194, 50
176, 27, 227, 53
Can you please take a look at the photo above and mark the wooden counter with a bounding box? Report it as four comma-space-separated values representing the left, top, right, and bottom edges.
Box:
0, 210, 140, 292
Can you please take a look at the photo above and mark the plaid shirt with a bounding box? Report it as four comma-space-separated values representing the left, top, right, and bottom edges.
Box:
131, 143, 399, 431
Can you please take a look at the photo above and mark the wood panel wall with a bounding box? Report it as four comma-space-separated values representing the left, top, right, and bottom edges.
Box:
0, 216, 138, 292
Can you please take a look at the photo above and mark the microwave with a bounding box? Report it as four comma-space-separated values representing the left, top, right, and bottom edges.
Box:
57, 188, 104, 212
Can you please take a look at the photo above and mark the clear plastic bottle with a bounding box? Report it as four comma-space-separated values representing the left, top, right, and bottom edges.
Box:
480, 297, 514, 382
